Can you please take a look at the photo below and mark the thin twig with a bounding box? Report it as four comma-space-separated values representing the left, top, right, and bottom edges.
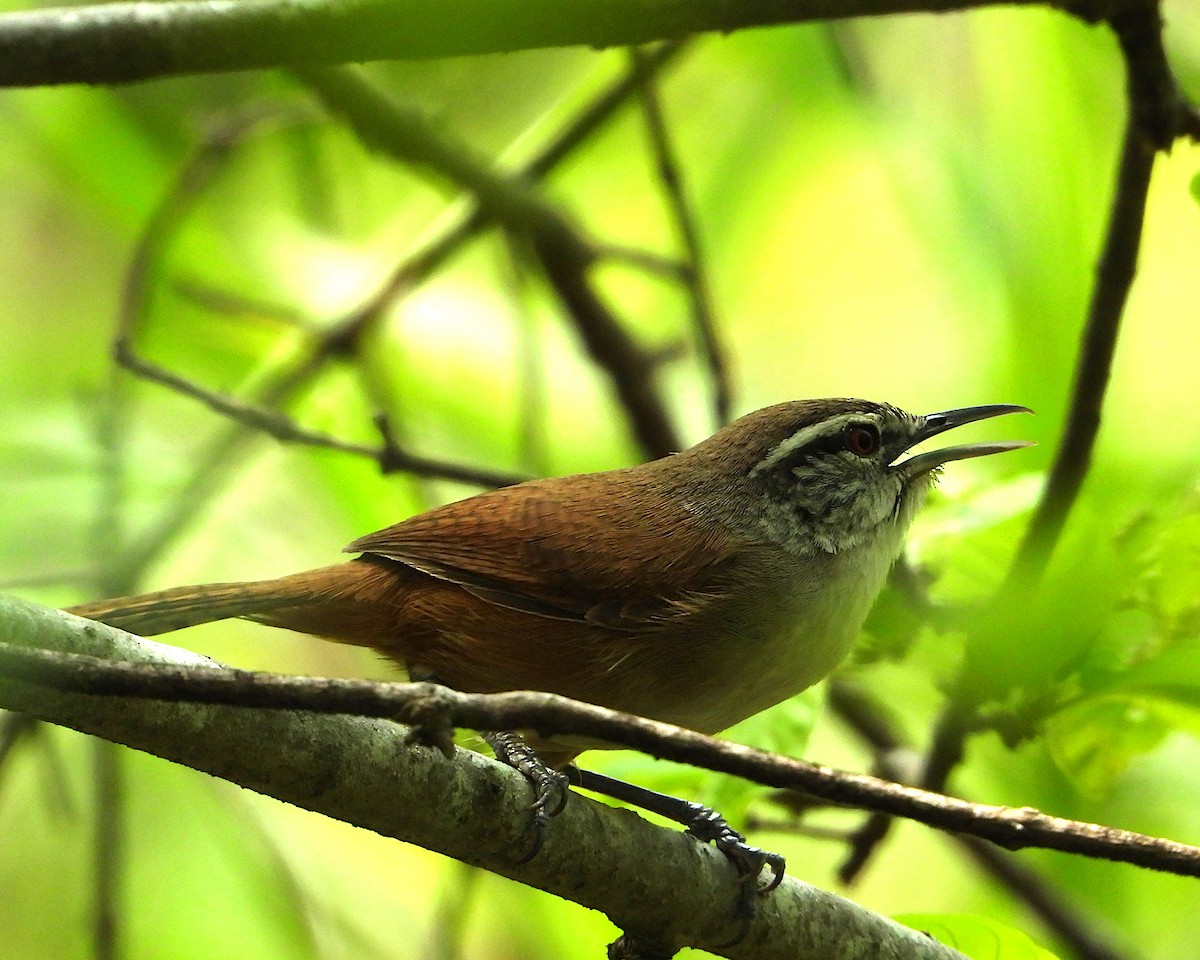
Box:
498, 236, 552, 476
170, 275, 317, 329
114, 106, 300, 345
594, 244, 690, 280
110, 106, 521, 489
3, 640, 1200, 881
831, 681, 981, 884
630, 46, 732, 424
338, 42, 689, 331
114, 342, 526, 489
836, 694, 977, 883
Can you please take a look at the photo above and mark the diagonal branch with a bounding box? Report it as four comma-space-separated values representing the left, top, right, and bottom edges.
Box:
630, 46, 732, 425
904, 2, 1198, 886
338, 41, 689, 332
114, 342, 527, 489
0, 594, 967, 960
295, 65, 682, 458
3, 596, 1200, 883
828, 681, 1134, 960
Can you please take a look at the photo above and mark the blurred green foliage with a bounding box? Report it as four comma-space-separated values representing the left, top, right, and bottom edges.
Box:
895, 914, 1062, 960
2, 2, 1200, 959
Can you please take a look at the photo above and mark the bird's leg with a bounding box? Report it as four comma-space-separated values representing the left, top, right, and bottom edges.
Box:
483, 731, 570, 862
570, 767, 784, 942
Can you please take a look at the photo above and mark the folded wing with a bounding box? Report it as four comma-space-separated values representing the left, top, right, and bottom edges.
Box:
345, 469, 741, 631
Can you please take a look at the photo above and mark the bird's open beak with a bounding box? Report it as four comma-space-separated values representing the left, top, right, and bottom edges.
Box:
892, 404, 1033, 479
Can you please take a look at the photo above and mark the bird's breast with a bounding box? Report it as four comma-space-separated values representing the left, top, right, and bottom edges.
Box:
638, 538, 900, 736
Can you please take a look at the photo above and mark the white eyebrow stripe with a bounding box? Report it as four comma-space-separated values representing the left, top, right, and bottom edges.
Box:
750, 412, 880, 476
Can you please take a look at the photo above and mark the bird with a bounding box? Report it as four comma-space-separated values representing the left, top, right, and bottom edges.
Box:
66, 398, 1030, 889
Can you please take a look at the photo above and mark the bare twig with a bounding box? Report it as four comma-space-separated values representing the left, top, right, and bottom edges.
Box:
630, 47, 732, 424
339, 41, 689, 331
101, 106, 336, 587
595, 245, 690, 280
170, 276, 316, 329
3, 635, 1200, 881
114, 106, 299, 346
114, 342, 527, 489
832, 680, 981, 884
110, 105, 522, 490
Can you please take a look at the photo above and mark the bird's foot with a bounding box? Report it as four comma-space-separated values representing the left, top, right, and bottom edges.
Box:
683, 803, 785, 944
685, 803, 786, 891
484, 730, 570, 862
571, 767, 784, 946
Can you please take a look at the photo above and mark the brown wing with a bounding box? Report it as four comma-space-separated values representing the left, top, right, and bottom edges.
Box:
344, 466, 742, 630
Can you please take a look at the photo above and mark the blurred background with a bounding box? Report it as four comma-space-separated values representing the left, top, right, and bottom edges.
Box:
2, 1, 1200, 958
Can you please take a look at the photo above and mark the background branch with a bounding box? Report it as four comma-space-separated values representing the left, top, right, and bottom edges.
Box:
106, 49, 688, 589
862, 1, 1196, 897
0, 0, 1116, 89
295, 65, 682, 459
1009, 3, 1191, 582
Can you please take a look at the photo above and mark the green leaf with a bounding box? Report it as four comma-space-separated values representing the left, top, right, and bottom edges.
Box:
893, 914, 1061, 960
1043, 695, 1173, 796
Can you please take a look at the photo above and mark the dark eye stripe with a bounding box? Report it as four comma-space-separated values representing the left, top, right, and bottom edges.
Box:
768, 424, 880, 473
749, 412, 893, 478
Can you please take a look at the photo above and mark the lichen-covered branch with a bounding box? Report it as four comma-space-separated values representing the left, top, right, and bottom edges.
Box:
0, 594, 966, 960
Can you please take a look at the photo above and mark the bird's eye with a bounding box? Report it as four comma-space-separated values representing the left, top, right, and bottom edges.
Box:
844, 424, 881, 457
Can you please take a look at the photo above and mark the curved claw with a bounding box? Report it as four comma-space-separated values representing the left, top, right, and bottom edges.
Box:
713, 831, 787, 890
528, 768, 571, 818
485, 731, 571, 863
515, 765, 570, 863
692, 808, 787, 947
711, 833, 786, 947
686, 806, 786, 888
569, 769, 785, 948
